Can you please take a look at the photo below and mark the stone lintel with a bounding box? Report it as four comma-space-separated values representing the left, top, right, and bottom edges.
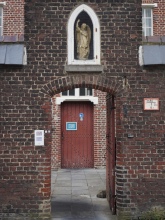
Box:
65, 65, 103, 73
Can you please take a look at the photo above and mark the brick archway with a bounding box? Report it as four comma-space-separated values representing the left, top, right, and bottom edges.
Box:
40, 74, 126, 97
40, 74, 127, 217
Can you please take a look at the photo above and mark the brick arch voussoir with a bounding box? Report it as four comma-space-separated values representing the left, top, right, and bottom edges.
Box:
40, 75, 125, 97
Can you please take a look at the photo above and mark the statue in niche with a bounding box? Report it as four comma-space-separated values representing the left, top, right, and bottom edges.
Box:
76, 19, 91, 60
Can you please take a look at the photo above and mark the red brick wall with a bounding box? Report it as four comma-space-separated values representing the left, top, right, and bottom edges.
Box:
1, 0, 165, 219
51, 90, 107, 170
0, 0, 24, 36
142, 0, 165, 35
52, 94, 61, 170
1, 0, 164, 37
93, 90, 106, 167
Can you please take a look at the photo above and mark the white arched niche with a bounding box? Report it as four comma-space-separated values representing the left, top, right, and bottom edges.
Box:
67, 4, 101, 66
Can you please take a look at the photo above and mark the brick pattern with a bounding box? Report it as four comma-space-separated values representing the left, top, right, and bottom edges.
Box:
94, 90, 107, 168
115, 68, 165, 219
1, 0, 164, 39
0, 0, 24, 36
142, 0, 165, 36
41, 75, 125, 97
52, 94, 61, 170
1, 0, 165, 219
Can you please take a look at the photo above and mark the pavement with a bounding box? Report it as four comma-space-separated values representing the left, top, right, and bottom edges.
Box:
51, 168, 117, 220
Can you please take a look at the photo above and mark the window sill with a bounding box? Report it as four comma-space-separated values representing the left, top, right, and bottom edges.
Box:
0, 2, 6, 6
65, 65, 103, 73
142, 3, 158, 8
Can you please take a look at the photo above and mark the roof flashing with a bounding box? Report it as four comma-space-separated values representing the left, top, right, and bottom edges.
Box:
0, 44, 27, 65
139, 45, 165, 66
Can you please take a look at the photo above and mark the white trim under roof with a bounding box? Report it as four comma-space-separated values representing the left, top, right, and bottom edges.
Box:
142, 3, 158, 8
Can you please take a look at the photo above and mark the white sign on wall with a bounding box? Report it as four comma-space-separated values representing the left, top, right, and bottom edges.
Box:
35, 130, 44, 146
143, 98, 159, 110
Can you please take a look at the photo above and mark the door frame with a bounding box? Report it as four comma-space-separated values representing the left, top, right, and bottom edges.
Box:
106, 94, 116, 214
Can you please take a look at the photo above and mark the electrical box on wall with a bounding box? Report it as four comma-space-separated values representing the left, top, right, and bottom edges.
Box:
34, 130, 44, 146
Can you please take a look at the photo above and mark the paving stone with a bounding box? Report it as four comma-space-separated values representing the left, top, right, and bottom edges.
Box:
72, 180, 87, 187
72, 195, 91, 203
51, 211, 72, 218
51, 169, 116, 220
71, 174, 86, 180
71, 210, 95, 218
55, 180, 72, 187
94, 211, 117, 220
86, 173, 100, 177
87, 180, 103, 185
56, 176, 72, 181
52, 187, 72, 195
71, 186, 88, 190
93, 202, 111, 211
71, 203, 93, 211
52, 201, 71, 212
73, 194, 91, 199
71, 169, 84, 174
51, 195, 72, 201
72, 188, 89, 195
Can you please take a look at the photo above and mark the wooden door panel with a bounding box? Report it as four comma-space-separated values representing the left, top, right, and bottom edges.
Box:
106, 95, 116, 214
61, 102, 94, 168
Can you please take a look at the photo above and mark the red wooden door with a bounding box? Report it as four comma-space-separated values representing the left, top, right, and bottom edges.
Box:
61, 101, 94, 168
106, 95, 116, 214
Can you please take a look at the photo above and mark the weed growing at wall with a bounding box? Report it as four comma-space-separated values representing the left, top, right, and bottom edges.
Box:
139, 207, 165, 220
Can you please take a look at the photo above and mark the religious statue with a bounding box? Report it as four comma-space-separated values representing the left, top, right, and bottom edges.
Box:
76, 19, 91, 60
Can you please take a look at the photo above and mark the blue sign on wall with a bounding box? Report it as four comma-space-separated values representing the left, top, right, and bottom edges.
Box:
79, 113, 84, 121
79, 113, 84, 118
66, 122, 77, 130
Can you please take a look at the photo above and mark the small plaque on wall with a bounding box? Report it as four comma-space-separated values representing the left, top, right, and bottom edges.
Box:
144, 98, 159, 110
35, 130, 44, 146
66, 122, 77, 130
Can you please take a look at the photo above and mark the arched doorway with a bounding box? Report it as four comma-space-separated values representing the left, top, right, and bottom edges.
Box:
52, 87, 106, 170
41, 74, 126, 216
